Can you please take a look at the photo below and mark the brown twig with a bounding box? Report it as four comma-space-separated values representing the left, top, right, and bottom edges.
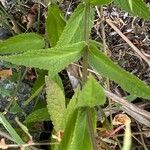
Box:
1, 142, 59, 149
105, 18, 150, 67
105, 90, 150, 127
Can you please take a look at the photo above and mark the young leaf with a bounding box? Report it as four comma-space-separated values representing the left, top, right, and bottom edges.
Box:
0, 42, 86, 77
89, 0, 112, 5
88, 45, 150, 99
0, 113, 24, 144
24, 108, 50, 124
56, 4, 94, 47
78, 75, 106, 107
0, 33, 45, 54
46, 4, 66, 47
114, 0, 150, 20
45, 76, 66, 131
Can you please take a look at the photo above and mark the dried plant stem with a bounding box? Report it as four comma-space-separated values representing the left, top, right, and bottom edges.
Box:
136, 122, 148, 150
2, 142, 59, 149
105, 90, 150, 127
105, 19, 150, 67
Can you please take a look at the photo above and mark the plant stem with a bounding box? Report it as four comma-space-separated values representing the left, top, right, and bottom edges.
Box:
82, 2, 90, 84
87, 108, 98, 150
82, 3, 97, 150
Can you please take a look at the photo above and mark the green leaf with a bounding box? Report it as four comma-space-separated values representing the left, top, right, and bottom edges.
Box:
124, 95, 137, 102
89, 0, 112, 5
24, 108, 50, 123
58, 109, 78, 150
88, 45, 150, 99
46, 4, 66, 47
0, 86, 11, 96
50, 73, 64, 91
64, 88, 79, 127
45, 76, 66, 131
0, 33, 45, 54
15, 117, 32, 140
0, 113, 24, 144
0, 42, 86, 77
114, 0, 150, 20
56, 4, 94, 47
59, 108, 96, 150
24, 70, 47, 106
68, 108, 94, 150
24, 84, 44, 106
78, 75, 106, 107
10, 101, 24, 114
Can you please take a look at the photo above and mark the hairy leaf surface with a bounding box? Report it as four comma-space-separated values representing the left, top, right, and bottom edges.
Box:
78, 75, 106, 107
88, 45, 150, 99
89, 0, 112, 5
114, 0, 150, 20
45, 76, 66, 131
0, 42, 85, 77
56, 4, 94, 46
25, 108, 50, 123
0, 33, 45, 54
46, 4, 66, 47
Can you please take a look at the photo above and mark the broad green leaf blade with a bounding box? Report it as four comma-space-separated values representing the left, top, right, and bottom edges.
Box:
56, 4, 94, 47
114, 0, 150, 20
68, 108, 95, 150
0, 42, 86, 77
88, 45, 150, 99
89, 0, 112, 5
0, 113, 24, 144
0, 33, 45, 54
24, 108, 50, 124
51, 73, 64, 91
78, 75, 106, 107
58, 109, 78, 150
46, 4, 66, 47
60, 108, 96, 150
45, 76, 66, 131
